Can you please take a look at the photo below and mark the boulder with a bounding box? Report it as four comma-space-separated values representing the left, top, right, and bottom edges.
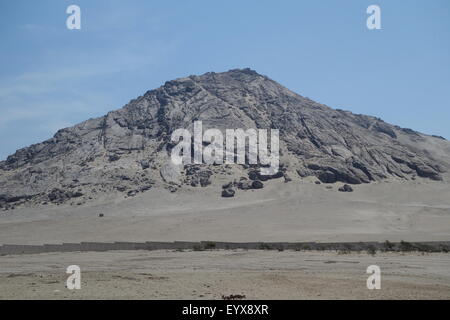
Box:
160, 162, 182, 185
127, 190, 137, 197
189, 169, 213, 187
221, 188, 235, 198
251, 180, 264, 189
139, 159, 150, 169
237, 180, 253, 190
108, 154, 120, 162
222, 182, 233, 189
338, 184, 353, 192
283, 173, 292, 182
249, 169, 282, 181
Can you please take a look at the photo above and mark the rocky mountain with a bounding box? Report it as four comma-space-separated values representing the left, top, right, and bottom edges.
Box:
1, 68, 450, 210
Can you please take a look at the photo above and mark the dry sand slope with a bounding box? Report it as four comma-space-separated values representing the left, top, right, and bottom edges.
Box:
1, 250, 450, 300
1, 177, 450, 300
0, 178, 449, 244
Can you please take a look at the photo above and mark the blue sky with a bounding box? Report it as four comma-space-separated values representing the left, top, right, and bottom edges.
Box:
0, 0, 449, 160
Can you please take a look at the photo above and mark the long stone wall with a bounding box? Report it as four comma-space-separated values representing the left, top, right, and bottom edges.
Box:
1, 241, 450, 256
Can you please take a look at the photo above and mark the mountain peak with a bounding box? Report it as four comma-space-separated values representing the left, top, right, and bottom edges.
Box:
1, 70, 449, 209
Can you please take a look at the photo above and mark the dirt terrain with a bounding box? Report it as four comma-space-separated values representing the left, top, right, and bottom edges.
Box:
1, 249, 449, 300
1, 179, 449, 244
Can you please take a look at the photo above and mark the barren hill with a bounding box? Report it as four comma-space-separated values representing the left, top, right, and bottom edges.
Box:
1, 68, 450, 210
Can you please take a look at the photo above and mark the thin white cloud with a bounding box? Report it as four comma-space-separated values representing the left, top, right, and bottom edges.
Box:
0, 37, 178, 98
0, 10, 181, 158
19, 24, 46, 31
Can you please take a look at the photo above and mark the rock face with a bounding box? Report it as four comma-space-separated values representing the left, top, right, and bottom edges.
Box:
1, 68, 449, 208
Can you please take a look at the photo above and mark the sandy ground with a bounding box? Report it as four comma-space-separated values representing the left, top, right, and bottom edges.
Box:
1, 179, 449, 299
1, 179, 450, 244
1, 249, 449, 299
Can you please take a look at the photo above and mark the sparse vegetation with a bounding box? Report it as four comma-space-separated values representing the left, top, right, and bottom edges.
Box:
203, 241, 216, 250
399, 240, 415, 252
383, 240, 395, 252
193, 245, 204, 251
413, 243, 434, 253
316, 244, 326, 251
258, 243, 272, 250
366, 245, 377, 255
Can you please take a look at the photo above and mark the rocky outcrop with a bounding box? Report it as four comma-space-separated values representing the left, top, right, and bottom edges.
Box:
185, 166, 213, 187
235, 178, 264, 190
1, 68, 449, 208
